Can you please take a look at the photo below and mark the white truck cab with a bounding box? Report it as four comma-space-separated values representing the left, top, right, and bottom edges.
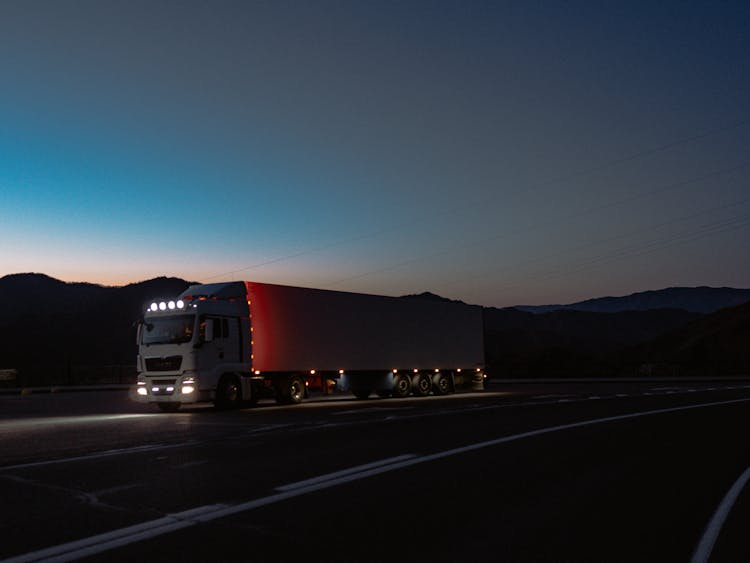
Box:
134, 282, 252, 412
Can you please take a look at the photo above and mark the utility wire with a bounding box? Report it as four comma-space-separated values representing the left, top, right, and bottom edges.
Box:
451, 208, 750, 299
202, 117, 750, 282
323, 159, 750, 287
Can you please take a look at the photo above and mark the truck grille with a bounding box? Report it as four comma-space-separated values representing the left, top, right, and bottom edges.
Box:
145, 356, 182, 372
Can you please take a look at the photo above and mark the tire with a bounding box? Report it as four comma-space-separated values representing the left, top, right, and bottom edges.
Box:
287, 376, 305, 404
275, 375, 305, 404
157, 402, 181, 412
376, 390, 391, 398
391, 373, 411, 398
215, 374, 242, 409
433, 371, 453, 395
412, 372, 432, 397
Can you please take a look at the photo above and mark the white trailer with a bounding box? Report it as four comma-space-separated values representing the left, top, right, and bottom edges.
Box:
133, 281, 484, 411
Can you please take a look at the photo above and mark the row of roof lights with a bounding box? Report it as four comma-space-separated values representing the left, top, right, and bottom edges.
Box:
149, 300, 185, 312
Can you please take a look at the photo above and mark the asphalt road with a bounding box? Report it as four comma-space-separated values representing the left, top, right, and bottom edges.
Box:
2, 380, 750, 562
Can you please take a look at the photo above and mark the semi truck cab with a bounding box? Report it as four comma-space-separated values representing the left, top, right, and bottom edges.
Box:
134, 283, 253, 412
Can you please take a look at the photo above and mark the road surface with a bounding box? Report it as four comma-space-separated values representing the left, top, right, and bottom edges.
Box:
1, 380, 750, 562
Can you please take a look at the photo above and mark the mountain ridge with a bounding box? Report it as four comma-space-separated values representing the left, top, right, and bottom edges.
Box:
514, 286, 750, 314
2, 273, 748, 383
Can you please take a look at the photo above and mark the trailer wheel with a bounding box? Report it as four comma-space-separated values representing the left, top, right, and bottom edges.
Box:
412, 372, 432, 397
215, 374, 242, 409
433, 372, 453, 395
276, 375, 305, 404
287, 376, 305, 404
391, 373, 411, 398
157, 402, 181, 412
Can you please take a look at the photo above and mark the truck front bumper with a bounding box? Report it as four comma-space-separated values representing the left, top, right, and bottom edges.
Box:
130, 385, 211, 404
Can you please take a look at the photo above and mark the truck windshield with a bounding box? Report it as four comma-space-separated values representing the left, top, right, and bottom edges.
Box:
142, 315, 195, 345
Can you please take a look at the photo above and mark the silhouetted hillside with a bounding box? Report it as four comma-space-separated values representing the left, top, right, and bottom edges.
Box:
623, 300, 750, 377
401, 291, 466, 304
2, 274, 745, 385
482, 307, 701, 377
517, 287, 750, 314
0, 274, 193, 385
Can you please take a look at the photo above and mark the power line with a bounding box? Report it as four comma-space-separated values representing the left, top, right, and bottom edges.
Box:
202, 117, 750, 282
448, 208, 750, 299
323, 159, 750, 288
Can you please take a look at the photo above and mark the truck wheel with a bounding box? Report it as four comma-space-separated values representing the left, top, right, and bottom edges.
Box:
412, 372, 432, 397
391, 373, 411, 398
433, 372, 453, 395
157, 402, 181, 412
215, 374, 242, 409
376, 390, 391, 398
287, 376, 305, 404
276, 376, 305, 404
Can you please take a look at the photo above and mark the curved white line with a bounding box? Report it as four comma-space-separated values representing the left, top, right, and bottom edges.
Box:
691, 464, 750, 563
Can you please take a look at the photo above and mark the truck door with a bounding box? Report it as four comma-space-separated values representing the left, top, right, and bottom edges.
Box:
222, 317, 241, 364
199, 316, 241, 367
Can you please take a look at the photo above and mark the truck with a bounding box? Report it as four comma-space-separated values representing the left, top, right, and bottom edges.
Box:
133, 281, 485, 411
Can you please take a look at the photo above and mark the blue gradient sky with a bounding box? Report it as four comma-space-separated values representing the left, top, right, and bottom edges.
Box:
1, 1, 748, 306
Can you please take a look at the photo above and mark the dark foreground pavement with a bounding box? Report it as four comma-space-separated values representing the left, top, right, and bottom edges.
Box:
2, 381, 750, 562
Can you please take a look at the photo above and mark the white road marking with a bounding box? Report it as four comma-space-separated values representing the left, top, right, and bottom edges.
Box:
0, 442, 198, 472
7, 397, 750, 563
691, 463, 750, 563
0, 414, 157, 431
276, 454, 418, 492
0, 504, 228, 563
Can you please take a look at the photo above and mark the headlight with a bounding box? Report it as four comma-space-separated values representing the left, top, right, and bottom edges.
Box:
137, 387, 148, 396
181, 375, 196, 394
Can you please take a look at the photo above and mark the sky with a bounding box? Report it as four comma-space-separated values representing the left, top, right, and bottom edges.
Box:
0, 0, 748, 307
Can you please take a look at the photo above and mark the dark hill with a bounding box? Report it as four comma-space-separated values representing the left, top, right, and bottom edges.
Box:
2, 274, 744, 384
483, 306, 701, 377
516, 287, 750, 314
623, 300, 750, 377
0, 274, 193, 385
